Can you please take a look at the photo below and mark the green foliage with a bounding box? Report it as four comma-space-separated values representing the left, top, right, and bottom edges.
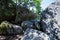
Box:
0, 0, 16, 22
0, 0, 42, 22
15, 0, 43, 20
0, 21, 9, 28
0, 21, 9, 34
0, 0, 43, 34
34, 0, 42, 20
0, 8, 13, 17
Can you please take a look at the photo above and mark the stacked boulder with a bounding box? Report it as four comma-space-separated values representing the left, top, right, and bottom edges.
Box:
0, 0, 60, 40
21, 0, 60, 40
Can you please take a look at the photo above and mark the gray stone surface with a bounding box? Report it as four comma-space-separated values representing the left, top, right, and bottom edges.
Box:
21, 28, 50, 40
30, 20, 40, 29
21, 20, 40, 30
41, 0, 60, 40
7, 24, 22, 34
21, 21, 33, 28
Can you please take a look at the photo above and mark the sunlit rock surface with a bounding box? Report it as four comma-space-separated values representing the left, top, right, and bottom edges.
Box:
21, 28, 50, 40
41, 0, 60, 40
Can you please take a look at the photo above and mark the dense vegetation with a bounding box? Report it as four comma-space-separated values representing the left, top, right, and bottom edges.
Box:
0, 0, 42, 34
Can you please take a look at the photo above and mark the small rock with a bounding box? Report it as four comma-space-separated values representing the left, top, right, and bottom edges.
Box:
21, 21, 34, 30
31, 20, 40, 30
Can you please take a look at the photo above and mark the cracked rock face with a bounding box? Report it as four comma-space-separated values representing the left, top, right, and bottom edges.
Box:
41, 0, 60, 40
21, 28, 50, 40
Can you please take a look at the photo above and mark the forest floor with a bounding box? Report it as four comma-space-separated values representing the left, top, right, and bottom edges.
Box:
0, 35, 23, 40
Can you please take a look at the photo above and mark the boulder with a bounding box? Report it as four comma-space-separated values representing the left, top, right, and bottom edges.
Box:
21, 21, 34, 30
7, 24, 23, 34
21, 20, 40, 30
0, 21, 23, 34
21, 28, 50, 40
41, 0, 60, 40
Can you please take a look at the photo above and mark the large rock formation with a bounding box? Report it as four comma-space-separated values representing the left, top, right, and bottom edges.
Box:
41, 0, 60, 40
1, 0, 60, 40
